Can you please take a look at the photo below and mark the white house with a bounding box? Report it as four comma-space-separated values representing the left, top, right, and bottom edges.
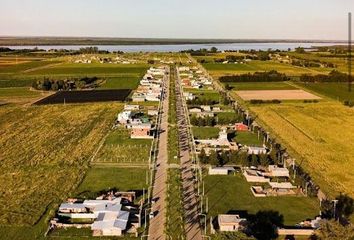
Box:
218, 214, 247, 232
209, 166, 234, 175
117, 111, 132, 124
247, 146, 267, 155
267, 165, 290, 178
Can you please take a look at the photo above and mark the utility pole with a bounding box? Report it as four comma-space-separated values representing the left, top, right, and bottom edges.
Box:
349, 12, 352, 92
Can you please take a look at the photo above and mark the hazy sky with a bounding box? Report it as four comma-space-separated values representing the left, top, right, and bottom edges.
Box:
0, 0, 353, 40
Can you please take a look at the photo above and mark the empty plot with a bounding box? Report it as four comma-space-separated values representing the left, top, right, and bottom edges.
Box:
236, 90, 321, 100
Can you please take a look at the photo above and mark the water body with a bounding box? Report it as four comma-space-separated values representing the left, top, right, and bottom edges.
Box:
5, 42, 342, 52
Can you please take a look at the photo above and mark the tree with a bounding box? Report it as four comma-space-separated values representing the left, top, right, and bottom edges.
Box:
320, 199, 334, 220
210, 47, 218, 53
316, 220, 354, 240
209, 150, 219, 166
250, 154, 258, 167
336, 193, 354, 221
199, 148, 208, 164
259, 153, 269, 167
249, 210, 284, 240
295, 47, 305, 53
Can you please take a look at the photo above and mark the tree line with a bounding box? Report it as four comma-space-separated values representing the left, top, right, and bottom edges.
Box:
220, 70, 288, 83
299, 70, 348, 82
32, 77, 100, 91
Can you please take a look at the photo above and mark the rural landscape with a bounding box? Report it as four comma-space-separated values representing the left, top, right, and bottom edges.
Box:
1, 1, 354, 240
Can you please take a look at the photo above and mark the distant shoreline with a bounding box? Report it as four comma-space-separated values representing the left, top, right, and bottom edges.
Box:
0, 36, 347, 46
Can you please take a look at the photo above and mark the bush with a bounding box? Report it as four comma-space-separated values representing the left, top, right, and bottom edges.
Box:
343, 100, 354, 107
250, 99, 282, 104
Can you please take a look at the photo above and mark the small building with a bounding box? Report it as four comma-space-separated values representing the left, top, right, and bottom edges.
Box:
201, 105, 212, 112
189, 107, 202, 113
235, 123, 248, 131
124, 105, 140, 111
209, 166, 235, 175
147, 109, 159, 116
91, 210, 129, 236
267, 165, 290, 178
132, 94, 146, 102
218, 214, 247, 232
247, 146, 267, 155
117, 111, 132, 124
131, 124, 153, 139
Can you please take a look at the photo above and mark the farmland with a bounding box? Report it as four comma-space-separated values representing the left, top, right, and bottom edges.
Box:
0, 103, 121, 227
250, 102, 354, 197
204, 174, 320, 226
236, 89, 321, 101
298, 82, 354, 101
34, 89, 131, 105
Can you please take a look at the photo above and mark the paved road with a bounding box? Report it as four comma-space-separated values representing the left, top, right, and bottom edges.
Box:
175, 68, 203, 240
148, 68, 169, 240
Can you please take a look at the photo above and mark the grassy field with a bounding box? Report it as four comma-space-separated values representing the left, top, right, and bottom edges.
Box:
76, 166, 149, 197
0, 60, 61, 74
93, 128, 152, 164
0, 79, 33, 88
27, 63, 148, 76
99, 76, 141, 89
192, 126, 220, 139
227, 82, 297, 91
203, 61, 319, 77
297, 82, 354, 101
0, 87, 41, 98
234, 131, 263, 146
250, 102, 354, 197
0, 103, 121, 227
184, 89, 220, 103
204, 174, 320, 226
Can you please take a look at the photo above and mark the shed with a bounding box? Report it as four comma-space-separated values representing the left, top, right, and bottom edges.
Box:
209, 166, 234, 175
218, 214, 247, 232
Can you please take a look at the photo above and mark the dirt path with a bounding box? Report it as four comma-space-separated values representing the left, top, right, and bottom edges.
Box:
148, 68, 170, 240
175, 67, 202, 240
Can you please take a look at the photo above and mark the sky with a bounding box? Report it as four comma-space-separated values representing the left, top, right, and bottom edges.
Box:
0, 0, 353, 40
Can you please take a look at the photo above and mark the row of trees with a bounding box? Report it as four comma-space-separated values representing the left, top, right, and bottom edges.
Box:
199, 149, 276, 167
299, 70, 348, 82
187, 98, 218, 105
32, 77, 99, 91
219, 70, 288, 83
190, 114, 242, 127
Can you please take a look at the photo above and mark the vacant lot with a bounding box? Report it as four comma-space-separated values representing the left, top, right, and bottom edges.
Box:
0, 103, 121, 226
234, 131, 263, 146
94, 128, 152, 164
251, 102, 354, 197
99, 76, 141, 89
192, 126, 220, 139
205, 174, 319, 226
298, 82, 354, 101
227, 82, 297, 91
34, 89, 131, 105
236, 89, 321, 100
77, 166, 149, 197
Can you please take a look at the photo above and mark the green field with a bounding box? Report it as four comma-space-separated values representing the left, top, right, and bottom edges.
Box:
298, 82, 354, 101
234, 131, 263, 146
192, 126, 220, 139
99, 76, 141, 89
227, 82, 297, 91
184, 89, 220, 103
27, 63, 148, 76
205, 174, 320, 226
77, 166, 149, 197
0, 60, 61, 74
0, 87, 41, 98
94, 128, 152, 164
203, 61, 318, 77
0, 79, 33, 88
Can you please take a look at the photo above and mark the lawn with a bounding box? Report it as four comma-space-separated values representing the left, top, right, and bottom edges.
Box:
94, 128, 152, 164
227, 82, 297, 91
185, 89, 220, 103
0, 103, 121, 226
204, 174, 320, 226
76, 166, 149, 196
192, 126, 220, 139
250, 102, 354, 198
297, 82, 354, 101
0, 79, 33, 88
234, 131, 263, 146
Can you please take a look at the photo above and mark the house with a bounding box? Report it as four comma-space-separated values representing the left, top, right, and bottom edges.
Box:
268, 182, 297, 196
243, 169, 270, 183
218, 214, 247, 232
235, 123, 248, 131
183, 92, 195, 101
209, 166, 235, 175
196, 112, 215, 118
131, 124, 153, 139
124, 105, 140, 111
132, 93, 146, 102
181, 78, 191, 87
247, 146, 267, 155
201, 105, 212, 112
266, 165, 290, 178
59, 203, 87, 213
92, 210, 129, 236
117, 111, 132, 124
189, 107, 202, 113
212, 107, 221, 112
147, 109, 159, 116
